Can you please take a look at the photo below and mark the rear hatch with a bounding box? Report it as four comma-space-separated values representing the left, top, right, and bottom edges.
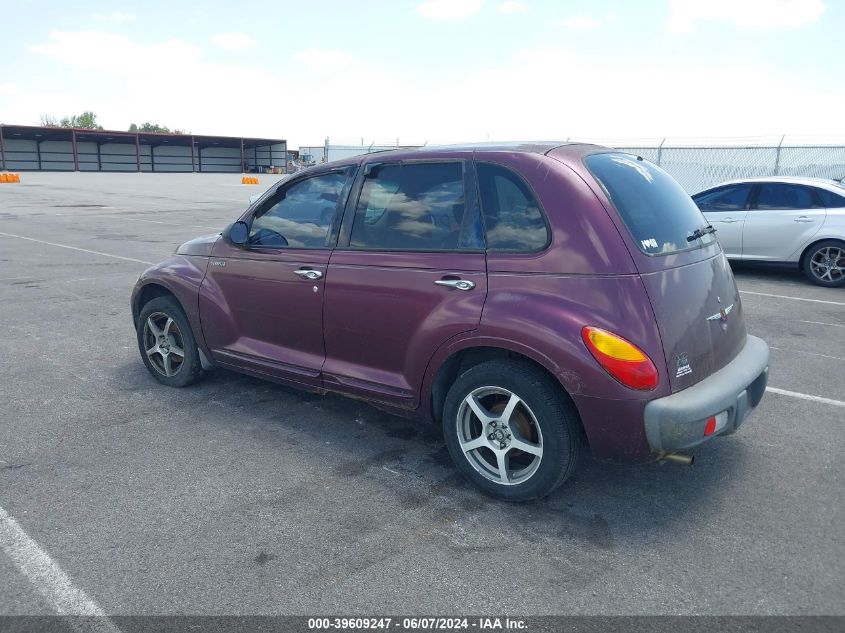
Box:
583, 152, 747, 393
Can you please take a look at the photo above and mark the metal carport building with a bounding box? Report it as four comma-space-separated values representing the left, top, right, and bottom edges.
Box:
0, 124, 287, 173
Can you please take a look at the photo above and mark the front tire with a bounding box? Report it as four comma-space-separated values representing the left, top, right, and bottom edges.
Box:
442, 360, 580, 502
803, 240, 845, 287
137, 296, 203, 387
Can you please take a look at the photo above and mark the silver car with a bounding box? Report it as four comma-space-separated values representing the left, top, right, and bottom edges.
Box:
692, 176, 845, 287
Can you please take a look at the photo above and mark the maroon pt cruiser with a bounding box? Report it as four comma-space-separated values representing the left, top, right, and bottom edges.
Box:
131, 143, 769, 501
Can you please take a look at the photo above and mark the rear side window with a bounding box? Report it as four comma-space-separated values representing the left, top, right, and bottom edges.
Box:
816, 187, 845, 208
585, 152, 716, 255
476, 163, 549, 252
693, 185, 752, 211
754, 183, 815, 210
350, 162, 482, 251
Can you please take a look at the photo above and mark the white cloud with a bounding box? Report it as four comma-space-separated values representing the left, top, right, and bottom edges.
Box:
15, 31, 844, 148
555, 15, 600, 30
497, 1, 527, 14
0, 82, 23, 97
417, 0, 485, 20
210, 32, 258, 50
93, 11, 136, 24
29, 31, 202, 73
294, 48, 352, 73
668, 0, 826, 32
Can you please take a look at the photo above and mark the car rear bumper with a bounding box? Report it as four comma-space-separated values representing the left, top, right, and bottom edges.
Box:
643, 335, 769, 453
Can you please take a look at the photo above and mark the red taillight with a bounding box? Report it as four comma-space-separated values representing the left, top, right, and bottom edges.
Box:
581, 326, 659, 391
703, 416, 717, 436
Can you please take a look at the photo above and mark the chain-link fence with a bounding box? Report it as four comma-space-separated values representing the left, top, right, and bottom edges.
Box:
297, 136, 845, 193
607, 137, 845, 194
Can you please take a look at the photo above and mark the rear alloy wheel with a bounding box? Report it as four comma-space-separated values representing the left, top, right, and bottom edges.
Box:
442, 360, 580, 501
137, 296, 203, 387
803, 240, 845, 287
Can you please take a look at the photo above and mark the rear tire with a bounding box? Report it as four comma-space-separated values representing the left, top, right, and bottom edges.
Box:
442, 360, 580, 502
137, 296, 203, 387
803, 239, 845, 287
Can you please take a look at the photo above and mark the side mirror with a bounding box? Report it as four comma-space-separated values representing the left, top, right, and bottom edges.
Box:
229, 221, 249, 246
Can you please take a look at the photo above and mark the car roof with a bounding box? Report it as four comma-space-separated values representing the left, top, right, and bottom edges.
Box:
295, 142, 618, 177
703, 175, 845, 193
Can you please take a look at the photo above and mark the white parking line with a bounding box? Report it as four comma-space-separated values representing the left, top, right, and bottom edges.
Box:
740, 290, 845, 307
0, 231, 154, 266
101, 215, 222, 231
0, 505, 121, 631
799, 319, 845, 329
766, 387, 845, 408
769, 346, 845, 362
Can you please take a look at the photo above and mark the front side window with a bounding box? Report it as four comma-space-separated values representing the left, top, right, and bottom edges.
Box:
476, 163, 550, 252
693, 185, 752, 211
585, 152, 716, 255
754, 183, 815, 210
249, 171, 350, 248
350, 162, 481, 251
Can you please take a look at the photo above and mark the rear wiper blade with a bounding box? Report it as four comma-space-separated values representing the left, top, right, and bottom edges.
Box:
687, 224, 716, 242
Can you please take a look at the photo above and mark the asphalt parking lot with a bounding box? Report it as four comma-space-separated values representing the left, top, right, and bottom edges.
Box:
0, 172, 843, 616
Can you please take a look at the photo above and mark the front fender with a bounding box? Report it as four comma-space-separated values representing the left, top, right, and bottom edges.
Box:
131, 254, 211, 355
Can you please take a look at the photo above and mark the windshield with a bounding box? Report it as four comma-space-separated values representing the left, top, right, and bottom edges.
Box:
585, 152, 717, 255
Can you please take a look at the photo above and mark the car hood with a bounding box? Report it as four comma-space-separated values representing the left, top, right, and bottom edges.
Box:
175, 233, 221, 256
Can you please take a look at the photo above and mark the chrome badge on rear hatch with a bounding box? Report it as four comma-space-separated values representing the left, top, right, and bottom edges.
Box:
706, 303, 734, 331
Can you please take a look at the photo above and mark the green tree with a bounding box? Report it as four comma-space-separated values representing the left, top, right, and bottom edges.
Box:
58, 111, 103, 130
129, 122, 170, 133
128, 122, 188, 134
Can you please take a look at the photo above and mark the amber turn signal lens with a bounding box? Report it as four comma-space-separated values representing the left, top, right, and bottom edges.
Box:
581, 326, 659, 390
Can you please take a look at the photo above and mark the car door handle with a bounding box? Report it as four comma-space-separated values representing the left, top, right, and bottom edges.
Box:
794, 216, 814, 223
294, 269, 323, 280
719, 218, 739, 224
434, 278, 475, 291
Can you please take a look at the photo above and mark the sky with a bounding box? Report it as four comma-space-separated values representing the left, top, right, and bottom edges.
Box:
1, 0, 844, 149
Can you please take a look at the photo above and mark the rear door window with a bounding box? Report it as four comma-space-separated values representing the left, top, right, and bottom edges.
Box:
349, 161, 483, 251
476, 163, 550, 252
754, 183, 815, 210
693, 185, 752, 211
584, 152, 716, 255
815, 187, 845, 208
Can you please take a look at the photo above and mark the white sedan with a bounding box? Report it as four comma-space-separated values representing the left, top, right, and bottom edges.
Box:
692, 176, 845, 287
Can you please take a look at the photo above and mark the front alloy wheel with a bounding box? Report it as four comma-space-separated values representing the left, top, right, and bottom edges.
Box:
136, 295, 203, 387
143, 312, 186, 378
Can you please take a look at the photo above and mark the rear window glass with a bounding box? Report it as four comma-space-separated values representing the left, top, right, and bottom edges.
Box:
585, 153, 716, 255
